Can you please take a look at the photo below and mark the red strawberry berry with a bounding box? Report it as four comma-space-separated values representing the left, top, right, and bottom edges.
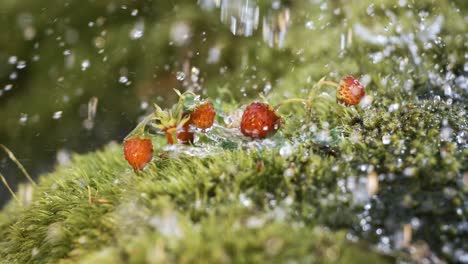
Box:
174, 102, 214, 144
162, 120, 194, 145
337, 76, 365, 106
123, 138, 153, 170
190, 102, 216, 130
240, 102, 281, 139
177, 124, 194, 144
177, 114, 194, 144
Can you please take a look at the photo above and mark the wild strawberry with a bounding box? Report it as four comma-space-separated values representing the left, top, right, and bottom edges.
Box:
123, 138, 153, 170
176, 113, 194, 144
161, 119, 194, 145
190, 101, 215, 130
173, 101, 215, 144
161, 115, 195, 145
337, 76, 365, 106
152, 91, 215, 145
240, 102, 281, 139
177, 125, 194, 144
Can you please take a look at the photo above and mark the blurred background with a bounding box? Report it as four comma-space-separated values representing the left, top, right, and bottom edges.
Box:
0, 0, 466, 208
0, 0, 295, 206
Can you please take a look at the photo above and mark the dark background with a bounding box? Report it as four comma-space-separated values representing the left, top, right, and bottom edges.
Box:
0, 0, 296, 207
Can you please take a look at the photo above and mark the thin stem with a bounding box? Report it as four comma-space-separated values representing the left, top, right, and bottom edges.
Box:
308, 80, 340, 100
87, 185, 92, 204
90, 198, 112, 204
275, 98, 311, 111
124, 112, 156, 140
317, 80, 339, 88
0, 172, 20, 204
0, 144, 36, 186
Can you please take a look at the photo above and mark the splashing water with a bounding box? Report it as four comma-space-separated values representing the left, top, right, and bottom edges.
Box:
220, 0, 259, 37
203, 0, 291, 48
262, 6, 290, 48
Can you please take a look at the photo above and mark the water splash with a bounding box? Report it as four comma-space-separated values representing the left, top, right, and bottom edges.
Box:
262, 6, 290, 48
220, 0, 259, 37
81, 59, 90, 71
83, 97, 98, 130
204, 0, 291, 48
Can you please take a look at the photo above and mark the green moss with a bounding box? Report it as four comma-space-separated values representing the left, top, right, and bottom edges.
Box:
0, 96, 465, 262
0, 143, 392, 263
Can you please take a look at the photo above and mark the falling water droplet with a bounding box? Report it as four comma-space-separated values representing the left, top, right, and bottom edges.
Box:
440, 127, 453, 141
305, 21, 315, 30
176, 72, 186, 81
9, 72, 18, 80
119, 76, 128, 84
4, 84, 13, 91
16, 61, 27, 69
129, 20, 145, 40
81, 60, 90, 71
220, 0, 259, 37
19, 113, 28, 124
279, 143, 293, 158
207, 46, 221, 64
170, 21, 191, 46
382, 134, 391, 145
8, 56, 18, 64
83, 97, 98, 130
191, 67, 200, 83
262, 7, 290, 48
52, 111, 63, 120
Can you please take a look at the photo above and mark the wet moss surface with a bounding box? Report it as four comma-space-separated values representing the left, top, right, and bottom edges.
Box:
0, 0, 467, 263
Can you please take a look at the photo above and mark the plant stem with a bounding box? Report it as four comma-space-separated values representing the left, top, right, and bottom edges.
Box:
0, 172, 20, 204
124, 112, 155, 140
318, 80, 339, 88
275, 98, 311, 111
0, 144, 36, 186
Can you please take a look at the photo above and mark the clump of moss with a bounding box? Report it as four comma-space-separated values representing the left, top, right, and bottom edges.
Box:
0, 141, 392, 263
0, 95, 465, 263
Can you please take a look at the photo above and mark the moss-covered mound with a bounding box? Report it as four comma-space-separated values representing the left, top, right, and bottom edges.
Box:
1, 0, 467, 263
0, 142, 391, 263
1, 98, 466, 263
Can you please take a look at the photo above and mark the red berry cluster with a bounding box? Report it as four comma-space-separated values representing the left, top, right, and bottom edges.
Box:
123, 90, 217, 170
177, 101, 216, 144
123, 76, 365, 170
